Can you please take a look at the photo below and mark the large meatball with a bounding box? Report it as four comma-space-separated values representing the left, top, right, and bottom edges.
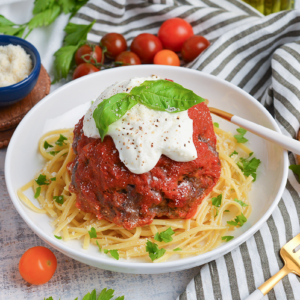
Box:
69, 102, 221, 230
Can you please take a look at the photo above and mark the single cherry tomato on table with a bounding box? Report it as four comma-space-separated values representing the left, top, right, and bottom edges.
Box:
115, 51, 141, 66
74, 44, 103, 65
130, 33, 163, 64
153, 49, 180, 66
100, 33, 127, 60
73, 63, 100, 80
158, 18, 194, 52
19, 246, 57, 285
181, 35, 210, 63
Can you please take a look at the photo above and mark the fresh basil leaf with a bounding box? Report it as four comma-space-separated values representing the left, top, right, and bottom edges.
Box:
109, 250, 119, 260
64, 20, 95, 46
289, 164, 300, 181
28, 4, 61, 30
35, 174, 50, 185
146, 240, 166, 261
212, 194, 222, 207
93, 93, 138, 141
234, 198, 248, 207
88, 227, 97, 239
34, 186, 41, 198
33, 0, 55, 14
44, 141, 53, 149
222, 236, 234, 242
227, 213, 247, 227
230, 150, 238, 157
154, 227, 175, 243
173, 247, 182, 251
131, 80, 205, 113
97, 288, 114, 300
90, 289, 97, 300
53, 195, 64, 204
234, 127, 248, 143
54, 235, 62, 239
213, 122, 219, 128
82, 293, 91, 300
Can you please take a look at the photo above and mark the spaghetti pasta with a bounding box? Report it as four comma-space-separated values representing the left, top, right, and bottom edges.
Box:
18, 126, 253, 263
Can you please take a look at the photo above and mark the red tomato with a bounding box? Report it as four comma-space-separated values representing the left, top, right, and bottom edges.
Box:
19, 246, 57, 285
153, 49, 180, 66
73, 63, 100, 80
115, 51, 141, 65
100, 33, 127, 59
130, 33, 163, 64
181, 35, 210, 63
158, 18, 194, 52
75, 44, 103, 65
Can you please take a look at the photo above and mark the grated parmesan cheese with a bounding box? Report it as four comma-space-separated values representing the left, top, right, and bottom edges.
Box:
0, 44, 32, 87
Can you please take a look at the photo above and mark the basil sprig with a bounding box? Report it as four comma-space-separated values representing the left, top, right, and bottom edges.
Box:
93, 80, 205, 141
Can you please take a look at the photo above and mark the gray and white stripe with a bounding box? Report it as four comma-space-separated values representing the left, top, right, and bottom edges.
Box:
71, 1, 300, 299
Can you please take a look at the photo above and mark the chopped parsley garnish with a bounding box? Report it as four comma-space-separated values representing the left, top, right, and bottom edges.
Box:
154, 227, 175, 243
96, 241, 101, 252
146, 240, 166, 261
53, 195, 64, 204
230, 150, 238, 157
49, 150, 60, 156
234, 128, 248, 143
109, 250, 119, 260
224, 210, 230, 212
227, 213, 247, 227
289, 164, 300, 181
104, 249, 109, 254
35, 174, 50, 185
43, 141, 53, 149
212, 194, 222, 207
237, 153, 261, 181
50, 177, 56, 181
54, 235, 62, 239
213, 122, 219, 128
88, 227, 97, 239
214, 208, 219, 218
234, 198, 248, 207
222, 236, 234, 242
55, 134, 68, 146
34, 187, 41, 198
173, 247, 182, 251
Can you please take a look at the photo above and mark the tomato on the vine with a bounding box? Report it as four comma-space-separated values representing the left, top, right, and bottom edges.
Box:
19, 246, 57, 285
158, 18, 194, 52
181, 35, 210, 63
130, 33, 163, 64
153, 49, 180, 66
100, 33, 127, 60
115, 51, 141, 66
73, 63, 100, 80
75, 44, 103, 65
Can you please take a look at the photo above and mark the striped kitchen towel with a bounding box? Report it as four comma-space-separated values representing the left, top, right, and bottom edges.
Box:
71, 1, 300, 299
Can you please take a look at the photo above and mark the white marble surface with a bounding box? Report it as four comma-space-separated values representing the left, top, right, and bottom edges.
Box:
0, 148, 200, 299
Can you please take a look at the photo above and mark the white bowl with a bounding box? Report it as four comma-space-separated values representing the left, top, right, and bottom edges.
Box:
5, 65, 288, 274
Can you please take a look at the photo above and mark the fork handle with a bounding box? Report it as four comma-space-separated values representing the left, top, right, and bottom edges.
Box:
244, 266, 289, 300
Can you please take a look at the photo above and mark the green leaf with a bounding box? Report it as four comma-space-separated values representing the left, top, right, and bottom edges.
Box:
69, 0, 89, 18
93, 93, 138, 141
109, 250, 119, 260
234, 198, 248, 207
34, 186, 41, 198
88, 227, 97, 239
173, 247, 182, 251
90, 289, 97, 300
130, 80, 205, 113
82, 293, 91, 300
213, 122, 219, 128
234, 127, 248, 143
64, 20, 95, 46
229, 150, 238, 157
103, 249, 109, 254
33, 0, 55, 14
237, 153, 261, 181
146, 240, 166, 261
28, 4, 61, 30
54, 235, 62, 239
0, 25, 25, 36
212, 194, 222, 207
224, 210, 230, 212
214, 207, 219, 218
222, 236, 234, 242
53, 44, 78, 80
50, 177, 56, 181
154, 227, 175, 243
49, 151, 60, 156
96, 241, 101, 252
53, 195, 64, 204
55, 134, 68, 146
58, 0, 77, 14
115, 297, 125, 300
35, 174, 50, 185
45, 297, 54, 300
97, 288, 114, 300
289, 164, 300, 181
0, 15, 16, 26
227, 213, 247, 227
44, 141, 53, 149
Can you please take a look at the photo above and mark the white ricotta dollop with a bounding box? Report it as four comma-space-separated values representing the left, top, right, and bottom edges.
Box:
83, 76, 198, 174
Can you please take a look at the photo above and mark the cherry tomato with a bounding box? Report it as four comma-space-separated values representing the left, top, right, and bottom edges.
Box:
153, 49, 180, 66
158, 18, 194, 52
181, 35, 210, 63
100, 33, 127, 60
130, 33, 163, 64
73, 63, 100, 80
19, 246, 57, 285
115, 51, 141, 66
75, 44, 103, 65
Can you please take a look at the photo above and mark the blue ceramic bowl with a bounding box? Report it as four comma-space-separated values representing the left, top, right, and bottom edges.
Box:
0, 35, 41, 106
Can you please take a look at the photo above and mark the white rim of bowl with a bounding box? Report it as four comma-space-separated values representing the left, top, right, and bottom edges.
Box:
5, 65, 289, 271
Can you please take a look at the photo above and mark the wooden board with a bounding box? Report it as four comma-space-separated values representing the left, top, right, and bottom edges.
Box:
0, 65, 50, 149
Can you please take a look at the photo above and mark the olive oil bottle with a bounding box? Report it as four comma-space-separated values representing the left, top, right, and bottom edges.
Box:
242, 0, 294, 15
